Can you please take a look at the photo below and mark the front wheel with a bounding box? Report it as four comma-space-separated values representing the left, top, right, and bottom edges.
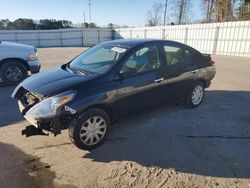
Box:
0, 61, 28, 85
69, 108, 110, 150
186, 81, 204, 108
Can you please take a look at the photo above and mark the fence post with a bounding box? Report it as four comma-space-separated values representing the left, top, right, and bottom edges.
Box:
98, 29, 100, 43
60, 30, 63, 47
111, 29, 115, 40
162, 28, 165, 39
213, 26, 219, 55
184, 27, 188, 44
144, 29, 147, 38
117, 30, 121, 39
82, 29, 84, 47
243, 22, 250, 57
14, 31, 17, 43
130, 29, 132, 39
37, 31, 40, 47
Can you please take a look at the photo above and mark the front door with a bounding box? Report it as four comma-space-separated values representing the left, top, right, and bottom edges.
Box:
116, 45, 166, 119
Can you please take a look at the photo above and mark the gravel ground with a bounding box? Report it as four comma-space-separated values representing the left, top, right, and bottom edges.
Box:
0, 47, 250, 188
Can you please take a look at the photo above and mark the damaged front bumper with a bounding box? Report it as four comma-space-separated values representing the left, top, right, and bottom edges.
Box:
13, 85, 77, 136
18, 100, 61, 135
18, 100, 39, 127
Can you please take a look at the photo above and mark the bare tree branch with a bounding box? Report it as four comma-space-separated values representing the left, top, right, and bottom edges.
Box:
146, 2, 164, 26
174, 0, 192, 24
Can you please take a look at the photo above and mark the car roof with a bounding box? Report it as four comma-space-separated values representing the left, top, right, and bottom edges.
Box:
102, 38, 180, 48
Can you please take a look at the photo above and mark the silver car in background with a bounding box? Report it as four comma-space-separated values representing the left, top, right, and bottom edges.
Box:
0, 41, 41, 84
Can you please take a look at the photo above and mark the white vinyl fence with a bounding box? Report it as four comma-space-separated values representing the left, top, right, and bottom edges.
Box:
0, 21, 249, 57
115, 21, 250, 57
0, 28, 113, 47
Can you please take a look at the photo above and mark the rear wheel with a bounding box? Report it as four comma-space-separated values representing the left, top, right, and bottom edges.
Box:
69, 108, 110, 150
0, 61, 28, 84
186, 81, 204, 108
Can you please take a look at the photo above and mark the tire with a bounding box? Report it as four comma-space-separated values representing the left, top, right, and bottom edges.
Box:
69, 108, 110, 150
0, 61, 28, 85
186, 81, 205, 108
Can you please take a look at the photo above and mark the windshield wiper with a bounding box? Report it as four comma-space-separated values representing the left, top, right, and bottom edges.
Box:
67, 65, 86, 75
67, 64, 98, 76
73, 67, 88, 75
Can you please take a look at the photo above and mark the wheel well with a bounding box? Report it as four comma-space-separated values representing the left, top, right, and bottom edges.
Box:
196, 79, 206, 87
0, 58, 29, 70
83, 104, 115, 124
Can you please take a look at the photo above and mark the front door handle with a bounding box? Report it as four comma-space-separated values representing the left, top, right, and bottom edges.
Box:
191, 69, 198, 74
154, 78, 164, 83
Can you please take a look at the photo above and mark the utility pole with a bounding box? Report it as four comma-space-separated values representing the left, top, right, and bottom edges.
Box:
83, 11, 86, 23
89, 0, 92, 23
163, 0, 168, 26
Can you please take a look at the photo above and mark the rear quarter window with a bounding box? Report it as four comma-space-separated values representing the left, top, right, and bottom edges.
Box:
164, 45, 195, 66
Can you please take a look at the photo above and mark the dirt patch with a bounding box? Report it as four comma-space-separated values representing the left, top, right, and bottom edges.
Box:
0, 142, 75, 188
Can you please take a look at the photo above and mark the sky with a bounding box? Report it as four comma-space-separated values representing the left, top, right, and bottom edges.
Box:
0, 0, 204, 27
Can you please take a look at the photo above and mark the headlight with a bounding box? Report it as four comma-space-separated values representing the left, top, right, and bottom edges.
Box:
26, 90, 77, 118
27, 52, 37, 61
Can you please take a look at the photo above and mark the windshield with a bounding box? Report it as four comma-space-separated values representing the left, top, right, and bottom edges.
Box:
69, 44, 127, 75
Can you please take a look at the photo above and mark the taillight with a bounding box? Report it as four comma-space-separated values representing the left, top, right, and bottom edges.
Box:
209, 60, 215, 65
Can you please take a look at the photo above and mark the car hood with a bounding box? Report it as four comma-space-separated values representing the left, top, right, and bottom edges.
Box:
21, 67, 94, 96
0, 41, 35, 50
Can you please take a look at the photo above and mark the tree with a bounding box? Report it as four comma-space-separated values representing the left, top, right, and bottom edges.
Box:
39, 19, 57, 29
83, 22, 89, 28
176, 0, 191, 24
214, 0, 232, 22
11, 18, 36, 30
236, 0, 250, 20
146, 2, 163, 26
82, 22, 97, 29
38, 19, 72, 29
203, 0, 215, 22
0, 18, 73, 30
61, 20, 73, 28
88, 23, 97, 28
202, 0, 241, 22
178, 0, 185, 24
108, 23, 114, 29
0, 19, 11, 29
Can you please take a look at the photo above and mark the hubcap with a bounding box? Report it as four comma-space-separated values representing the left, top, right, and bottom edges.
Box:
192, 85, 204, 105
79, 116, 106, 146
5, 66, 23, 81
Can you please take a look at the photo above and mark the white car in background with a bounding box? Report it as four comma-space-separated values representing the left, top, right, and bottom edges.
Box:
0, 41, 41, 84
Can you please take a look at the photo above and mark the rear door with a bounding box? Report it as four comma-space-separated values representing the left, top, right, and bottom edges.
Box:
161, 44, 198, 102
116, 44, 166, 119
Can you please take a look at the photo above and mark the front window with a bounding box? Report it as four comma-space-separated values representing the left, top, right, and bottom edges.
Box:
69, 44, 127, 75
121, 45, 160, 76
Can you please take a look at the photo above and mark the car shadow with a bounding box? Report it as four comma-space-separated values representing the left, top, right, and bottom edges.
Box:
0, 142, 76, 188
83, 90, 250, 179
0, 83, 23, 127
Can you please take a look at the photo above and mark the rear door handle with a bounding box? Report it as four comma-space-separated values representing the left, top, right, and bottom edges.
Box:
191, 69, 198, 74
154, 78, 164, 83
